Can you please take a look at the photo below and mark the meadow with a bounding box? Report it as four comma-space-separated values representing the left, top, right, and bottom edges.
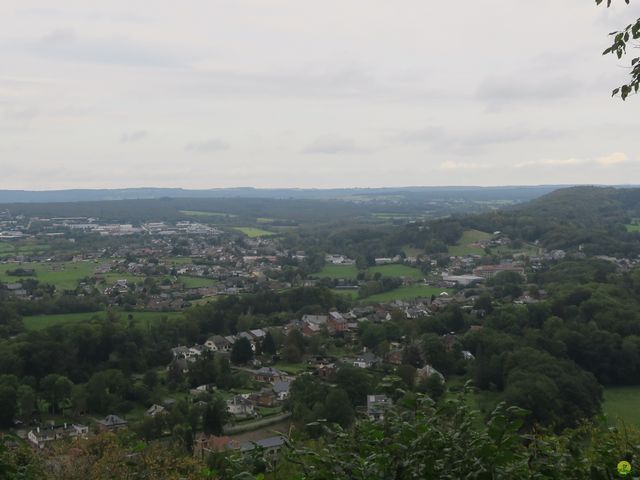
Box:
232, 227, 276, 237
179, 210, 237, 218
179, 276, 218, 288
603, 386, 640, 426
369, 264, 424, 280
0, 261, 106, 290
315, 264, 359, 279
366, 284, 453, 302
625, 219, 640, 232
23, 310, 184, 331
448, 229, 492, 256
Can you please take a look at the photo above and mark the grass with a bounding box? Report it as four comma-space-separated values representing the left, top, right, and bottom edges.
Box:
180, 210, 237, 218
369, 264, 424, 280
365, 285, 454, 302
315, 264, 359, 279
331, 288, 359, 298
256, 217, 275, 224
232, 227, 276, 238
274, 362, 310, 374
448, 229, 492, 256
0, 261, 108, 290
625, 219, 640, 233
403, 246, 424, 257
603, 386, 640, 426
178, 276, 218, 288
23, 311, 184, 331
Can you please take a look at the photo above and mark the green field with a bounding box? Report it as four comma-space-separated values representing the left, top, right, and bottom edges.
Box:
402, 246, 424, 257
178, 276, 218, 288
369, 264, 424, 280
100, 273, 145, 287
448, 229, 492, 256
603, 387, 640, 426
365, 285, 454, 302
625, 219, 640, 232
180, 210, 237, 218
23, 311, 184, 331
331, 288, 359, 298
315, 264, 359, 279
232, 227, 276, 237
0, 261, 107, 290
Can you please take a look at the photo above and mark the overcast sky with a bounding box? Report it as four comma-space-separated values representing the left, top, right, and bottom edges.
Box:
1, 1, 639, 190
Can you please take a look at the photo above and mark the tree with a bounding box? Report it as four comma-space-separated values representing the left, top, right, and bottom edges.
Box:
230, 337, 254, 364
322, 388, 354, 428
0, 386, 17, 428
261, 331, 277, 356
16, 385, 36, 423
203, 397, 228, 435
41, 374, 73, 414
597, 0, 640, 100
334, 366, 372, 406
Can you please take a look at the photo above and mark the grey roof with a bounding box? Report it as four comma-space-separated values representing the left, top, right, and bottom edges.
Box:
272, 380, 290, 394
240, 436, 286, 452
99, 414, 127, 426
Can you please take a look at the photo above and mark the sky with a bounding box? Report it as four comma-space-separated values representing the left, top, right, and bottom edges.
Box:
1, 0, 640, 190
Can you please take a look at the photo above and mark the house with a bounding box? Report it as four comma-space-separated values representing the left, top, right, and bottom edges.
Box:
353, 352, 382, 369
98, 414, 128, 431
249, 329, 267, 342
171, 346, 191, 359
302, 322, 321, 336
145, 404, 166, 417
227, 395, 255, 416
416, 364, 444, 382
27, 423, 89, 449
462, 350, 475, 360
272, 380, 291, 400
386, 349, 404, 365
254, 366, 286, 383
316, 363, 337, 379
250, 388, 278, 407
240, 436, 286, 455
367, 395, 391, 421
194, 434, 240, 457
205, 335, 232, 352
327, 312, 347, 335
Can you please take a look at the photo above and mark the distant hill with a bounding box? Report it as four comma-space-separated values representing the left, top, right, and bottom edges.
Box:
464, 186, 640, 256
0, 186, 565, 204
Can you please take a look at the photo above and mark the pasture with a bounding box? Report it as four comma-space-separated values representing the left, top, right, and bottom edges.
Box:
448, 229, 492, 256
232, 227, 276, 237
315, 264, 359, 279
366, 285, 454, 302
625, 219, 640, 232
603, 386, 640, 426
0, 261, 106, 290
369, 264, 424, 280
179, 210, 237, 218
23, 311, 184, 331
178, 276, 218, 288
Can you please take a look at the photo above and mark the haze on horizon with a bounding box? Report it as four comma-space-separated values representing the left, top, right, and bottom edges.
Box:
1, 1, 639, 190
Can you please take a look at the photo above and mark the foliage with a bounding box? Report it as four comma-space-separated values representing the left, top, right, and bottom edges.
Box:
597, 0, 640, 100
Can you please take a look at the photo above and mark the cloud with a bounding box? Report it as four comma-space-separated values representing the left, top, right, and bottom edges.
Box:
516, 152, 629, 168
27, 29, 189, 68
303, 135, 369, 154
40, 28, 76, 45
596, 151, 627, 166
185, 139, 229, 153
439, 160, 493, 171
476, 76, 581, 108
120, 130, 148, 143
398, 126, 565, 155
